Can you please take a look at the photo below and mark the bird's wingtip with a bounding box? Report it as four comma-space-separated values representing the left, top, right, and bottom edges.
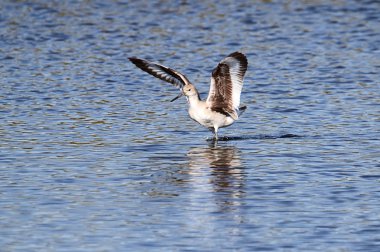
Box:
229, 51, 245, 56
129, 57, 147, 67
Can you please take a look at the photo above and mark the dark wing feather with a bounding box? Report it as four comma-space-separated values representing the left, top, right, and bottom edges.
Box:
206, 52, 248, 119
129, 57, 190, 88
210, 63, 236, 117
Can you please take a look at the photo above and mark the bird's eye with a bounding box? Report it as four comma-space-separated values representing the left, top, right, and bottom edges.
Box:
187, 89, 191, 91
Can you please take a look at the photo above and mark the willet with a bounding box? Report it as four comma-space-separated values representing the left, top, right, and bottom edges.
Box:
129, 52, 248, 140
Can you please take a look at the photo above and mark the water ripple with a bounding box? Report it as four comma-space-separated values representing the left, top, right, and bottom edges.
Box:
1, 0, 380, 251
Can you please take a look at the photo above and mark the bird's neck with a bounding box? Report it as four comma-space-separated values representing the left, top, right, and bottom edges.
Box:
186, 91, 201, 106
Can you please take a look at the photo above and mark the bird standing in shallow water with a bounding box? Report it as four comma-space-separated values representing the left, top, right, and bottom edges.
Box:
129, 52, 248, 141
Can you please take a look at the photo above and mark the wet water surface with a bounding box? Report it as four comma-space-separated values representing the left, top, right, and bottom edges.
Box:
1, 0, 380, 251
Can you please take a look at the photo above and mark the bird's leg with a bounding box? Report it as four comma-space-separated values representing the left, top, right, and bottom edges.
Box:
213, 127, 218, 141
208, 127, 218, 143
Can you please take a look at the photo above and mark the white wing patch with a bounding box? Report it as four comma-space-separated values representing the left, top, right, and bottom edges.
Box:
228, 56, 247, 109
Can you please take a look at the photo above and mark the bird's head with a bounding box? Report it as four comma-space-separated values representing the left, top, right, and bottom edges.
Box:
170, 84, 198, 102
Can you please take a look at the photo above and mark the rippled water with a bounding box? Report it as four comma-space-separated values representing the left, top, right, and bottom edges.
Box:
1, 0, 380, 251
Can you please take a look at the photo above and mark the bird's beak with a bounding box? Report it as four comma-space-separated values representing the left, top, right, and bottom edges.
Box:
170, 92, 183, 102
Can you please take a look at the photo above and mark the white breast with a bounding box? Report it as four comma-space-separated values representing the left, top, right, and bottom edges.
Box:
188, 103, 235, 129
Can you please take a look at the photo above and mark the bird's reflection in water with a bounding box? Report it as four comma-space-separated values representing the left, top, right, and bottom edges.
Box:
187, 144, 245, 212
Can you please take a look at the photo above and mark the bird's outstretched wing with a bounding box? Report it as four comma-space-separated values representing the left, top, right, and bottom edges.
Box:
129, 57, 190, 88
206, 52, 248, 120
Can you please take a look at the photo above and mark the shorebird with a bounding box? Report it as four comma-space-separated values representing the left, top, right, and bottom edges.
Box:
129, 51, 248, 140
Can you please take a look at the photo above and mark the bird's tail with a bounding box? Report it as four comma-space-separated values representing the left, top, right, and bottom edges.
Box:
238, 106, 247, 117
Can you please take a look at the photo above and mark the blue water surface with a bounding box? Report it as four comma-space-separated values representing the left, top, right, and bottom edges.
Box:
1, 0, 380, 251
